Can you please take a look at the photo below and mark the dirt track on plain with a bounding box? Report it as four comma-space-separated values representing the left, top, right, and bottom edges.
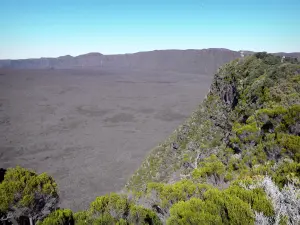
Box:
0, 68, 212, 211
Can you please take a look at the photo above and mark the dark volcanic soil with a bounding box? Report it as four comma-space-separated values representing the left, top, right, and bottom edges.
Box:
0, 68, 212, 211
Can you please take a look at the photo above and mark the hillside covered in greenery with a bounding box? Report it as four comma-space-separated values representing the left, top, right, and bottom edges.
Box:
1, 53, 300, 225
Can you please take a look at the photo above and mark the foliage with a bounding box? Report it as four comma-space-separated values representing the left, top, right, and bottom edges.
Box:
37, 209, 73, 225
0, 166, 58, 222
272, 160, 300, 188
226, 184, 274, 216
145, 180, 212, 210
192, 154, 226, 185
167, 198, 223, 225
75, 193, 162, 225
167, 188, 255, 225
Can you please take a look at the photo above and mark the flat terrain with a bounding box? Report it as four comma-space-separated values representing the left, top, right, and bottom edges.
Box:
0, 68, 212, 211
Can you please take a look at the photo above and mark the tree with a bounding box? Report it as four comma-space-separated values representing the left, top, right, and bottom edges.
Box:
36, 209, 74, 225
0, 166, 59, 225
88, 193, 162, 225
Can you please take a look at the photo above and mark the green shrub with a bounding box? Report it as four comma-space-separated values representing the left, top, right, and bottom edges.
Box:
92, 213, 115, 225
167, 198, 222, 225
192, 155, 225, 183
225, 185, 274, 216
128, 205, 162, 225
0, 166, 58, 221
74, 211, 94, 224
87, 192, 161, 224
147, 180, 211, 209
272, 160, 300, 188
37, 209, 73, 225
90, 193, 129, 219
203, 189, 255, 225
167, 187, 256, 225
277, 133, 300, 161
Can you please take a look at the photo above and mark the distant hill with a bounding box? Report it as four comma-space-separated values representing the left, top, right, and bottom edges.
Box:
273, 52, 300, 59
2, 48, 299, 75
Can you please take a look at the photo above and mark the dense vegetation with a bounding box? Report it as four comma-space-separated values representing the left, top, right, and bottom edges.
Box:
1, 53, 299, 224
0, 167, 59, 224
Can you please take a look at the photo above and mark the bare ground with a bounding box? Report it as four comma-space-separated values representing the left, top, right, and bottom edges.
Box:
0, 68, 212, 211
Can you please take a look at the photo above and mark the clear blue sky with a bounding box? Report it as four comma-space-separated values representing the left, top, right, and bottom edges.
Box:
0, 0, 299, 59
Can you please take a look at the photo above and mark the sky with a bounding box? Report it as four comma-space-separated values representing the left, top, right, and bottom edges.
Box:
0, 0, 299, 59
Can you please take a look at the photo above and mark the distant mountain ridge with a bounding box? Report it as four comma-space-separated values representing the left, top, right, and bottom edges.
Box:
1, 49, 300, 75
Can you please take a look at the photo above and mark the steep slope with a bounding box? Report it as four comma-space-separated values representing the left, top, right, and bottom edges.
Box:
124, 52, 300, 224
126, 53, 300, 189
1, 53, 299, 225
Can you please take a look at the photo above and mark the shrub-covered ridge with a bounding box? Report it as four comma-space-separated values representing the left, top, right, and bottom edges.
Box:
125, 53, 300, 224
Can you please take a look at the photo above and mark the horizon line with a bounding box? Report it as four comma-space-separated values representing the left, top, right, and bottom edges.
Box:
1, 48, 299, 61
